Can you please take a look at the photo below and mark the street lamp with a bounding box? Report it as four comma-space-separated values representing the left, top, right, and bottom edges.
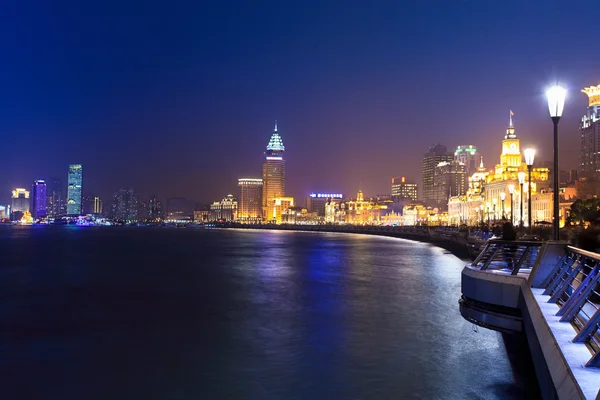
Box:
524, 147, 536, 233
547, 84, 567, 240
500, 191, 506, 220
518, 171, 526, 229
508, 184, 515, 225
486, 202, 491, 225
492, 198, 497, 223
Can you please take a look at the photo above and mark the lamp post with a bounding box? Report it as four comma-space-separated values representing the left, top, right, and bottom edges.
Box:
524, 148, 536, 233
492, 198, 497, 223
486, 202, 491, 226
500, 191, 506, 220
508, 184, 515, 225
475, 206, 479, 226
547, 85, 567, 240
518, 171, 526, 229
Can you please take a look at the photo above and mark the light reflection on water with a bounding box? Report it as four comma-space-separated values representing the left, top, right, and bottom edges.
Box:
0, 226, 537, 399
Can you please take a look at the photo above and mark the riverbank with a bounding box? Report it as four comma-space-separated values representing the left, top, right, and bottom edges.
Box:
217, 223, 473, 260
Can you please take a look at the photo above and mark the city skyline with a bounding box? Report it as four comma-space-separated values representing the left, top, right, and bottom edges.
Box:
1, 1, 598, 204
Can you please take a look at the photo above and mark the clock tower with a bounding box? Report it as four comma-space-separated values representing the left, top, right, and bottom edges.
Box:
500, 111, 521, 168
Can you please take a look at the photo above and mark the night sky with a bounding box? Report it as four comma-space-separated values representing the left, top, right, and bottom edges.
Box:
2, 1, 599, 205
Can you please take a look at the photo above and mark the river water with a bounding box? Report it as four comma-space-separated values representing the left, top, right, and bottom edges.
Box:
0, 226, 539, 399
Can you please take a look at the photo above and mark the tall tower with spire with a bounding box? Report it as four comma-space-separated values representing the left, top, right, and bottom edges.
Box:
262, 121, 286, 219
500, 110, 521, 168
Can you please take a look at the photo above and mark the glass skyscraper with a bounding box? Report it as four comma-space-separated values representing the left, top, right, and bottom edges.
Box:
32, 180, 47, 219
67, 164, 83, 216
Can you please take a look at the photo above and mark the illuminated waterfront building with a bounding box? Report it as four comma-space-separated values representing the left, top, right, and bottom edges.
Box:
11, 188, 30, 214
111, 188, 139, 221
209, 194, 238, 222
345, 190, 387, 225
67, 164, 83, 216
580, 84, 600, 175
447, 113, 550, 226
306, 193, 343, 216
422, 144, 453, 204
238, 178, 263, 222
391, 177, 417, 202
268, 196, 294, 224
32, 180, 47, 219
262, 121, 286, 218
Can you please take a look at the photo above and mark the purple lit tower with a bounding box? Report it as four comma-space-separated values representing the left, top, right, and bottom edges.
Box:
32, 180, 47, 219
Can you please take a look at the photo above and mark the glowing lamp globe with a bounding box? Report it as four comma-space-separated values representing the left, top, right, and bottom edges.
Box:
524, 148, 536, 167
546, 85, 567, 118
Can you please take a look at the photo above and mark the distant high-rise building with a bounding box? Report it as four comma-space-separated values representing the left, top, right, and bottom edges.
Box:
67, 164, 83, 216
391, 177, 418, 202
422, 144, 453, 204
238, 178, 263, 222
454, 145, 479, 190
262, 121, 286, 218
433, 160, 466, 207
147, 195, 164, 220
46, 177, 65, 218
11, 188, 30, 214
93, 197, 103, 215
580, 84, 600, 176
111, 188, 138, 221
454, 145, 479, 174
32, 180, 47, 219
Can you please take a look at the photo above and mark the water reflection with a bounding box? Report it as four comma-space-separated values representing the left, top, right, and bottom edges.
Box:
0, 227, 537, 399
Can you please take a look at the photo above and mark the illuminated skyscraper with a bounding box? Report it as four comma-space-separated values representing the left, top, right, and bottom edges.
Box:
67, 164, 83, 216
32, 180, 47, 219
238, 178, 263, 222
580, 84, 600, 175
422, 144, 453, 204
262, 121, 286, 219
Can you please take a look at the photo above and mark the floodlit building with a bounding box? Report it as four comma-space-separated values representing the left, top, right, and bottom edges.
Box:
32, 180, 47, 219
11, 188, 30, 214
268, 197, 294, 224
209, 194, 238, 222
262, 121, 286, 219
67, 164, 83, 216
238, 178, 263, 222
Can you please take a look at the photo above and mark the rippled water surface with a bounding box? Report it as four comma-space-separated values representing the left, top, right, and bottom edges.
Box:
0, 226, 538, 399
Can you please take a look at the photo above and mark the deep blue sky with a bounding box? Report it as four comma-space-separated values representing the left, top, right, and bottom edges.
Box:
1, 1, 598, 205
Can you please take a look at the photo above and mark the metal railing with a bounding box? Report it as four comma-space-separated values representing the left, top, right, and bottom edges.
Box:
470, 239, 543, 275
540, 246, 600, 368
